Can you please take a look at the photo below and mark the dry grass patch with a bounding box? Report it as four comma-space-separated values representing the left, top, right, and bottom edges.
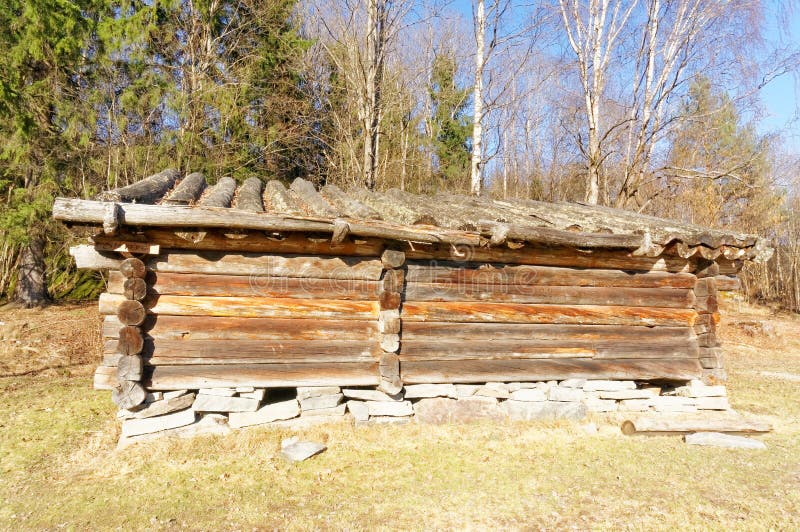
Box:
0, 301, 798, 530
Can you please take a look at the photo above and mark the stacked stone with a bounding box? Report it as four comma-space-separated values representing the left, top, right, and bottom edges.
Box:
693, 260, 726, 382
111, 258, 149, 410
377, 249, 405, 395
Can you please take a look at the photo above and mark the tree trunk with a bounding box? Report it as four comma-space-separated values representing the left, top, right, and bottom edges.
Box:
470, 0, 486, 196
15, 235, 48, 307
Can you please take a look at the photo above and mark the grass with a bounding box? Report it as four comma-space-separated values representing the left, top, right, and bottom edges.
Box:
0, 300, 798, 530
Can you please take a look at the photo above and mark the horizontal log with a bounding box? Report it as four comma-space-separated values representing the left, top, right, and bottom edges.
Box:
163, 171, 206, 205
714, 275, 740, 292
94, 240, 160, 255
106, 338, 381, 362
621, 415, 772, 435
401, 302, 697, 326
94, 229, 384, 257
99, 293, 379, 320
479, 220, 644, 249
401, 358, 703, 384
151, 251, 384, 281
402, 322, 694, 342
94, 366, 116, 390
53, 198, 482, 246
405, 262, 697, 288
103, 315, 379, 341
403, 243, 694, 273
405, 283, 694, 308
97, 168, 180, 203
399, 339, 698, 360
70, 245, 122, 269
147, 363, 380, 389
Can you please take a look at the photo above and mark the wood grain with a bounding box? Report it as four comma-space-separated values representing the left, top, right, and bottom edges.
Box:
402, 322, 694, 342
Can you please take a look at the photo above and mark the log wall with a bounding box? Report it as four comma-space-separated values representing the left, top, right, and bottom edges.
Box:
91, 234, 711, 392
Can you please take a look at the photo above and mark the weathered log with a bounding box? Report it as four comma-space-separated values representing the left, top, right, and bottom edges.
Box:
405, 262, 697, 288
147, 363, 380, 389
116, 325, 144, 356
378, 353, 402, 395
199, 176, 237, 208
381, 249, 406, 269
695, 259, 721, 279
123, 277, 147, 300
693, 277, 717, 297
621, 415, 772, 435
263, 180, 303, 215
95, 229, 384, 257
402, 322, 694, 342
235, 177, 264, 212
163, 172, 206, 205
399, 339, 698, 360
694, 295, 718, 314
478, 220, 643, 249
117, 355, 144, 381
53, 198, 482, 246
94, 366, 116, 390
378, 309, 401, 334
103, 203, 120, 235
151, 251, 384, 281
382, 268, 405, 292
103, 315, 379, 341
70, 245, 123, 269
321, 184, 381, 219
117, 299, 146, 326
290, 178, 340, 217
714, 275, 740, 292
402, 358, 702, 384
97, 169, 180, 203
405, 283, 694, 308
331, 219, 350, 244
401, 302, 698, 326
99, 293, 379, 320
94, 240, 160, 255
119, 257, 146, 279
380, 334, 400, 353
379, 291, 402, 310
112, 380, 147, 409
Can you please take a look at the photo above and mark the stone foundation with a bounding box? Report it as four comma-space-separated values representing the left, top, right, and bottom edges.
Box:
117, 379, 730, 446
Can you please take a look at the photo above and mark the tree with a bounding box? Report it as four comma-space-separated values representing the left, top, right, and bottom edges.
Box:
428, 53, 472, 187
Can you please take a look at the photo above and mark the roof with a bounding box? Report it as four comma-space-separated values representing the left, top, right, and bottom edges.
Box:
52, 168, 773, 262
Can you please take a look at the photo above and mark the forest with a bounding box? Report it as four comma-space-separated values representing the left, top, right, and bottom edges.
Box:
0, 0, 798, 311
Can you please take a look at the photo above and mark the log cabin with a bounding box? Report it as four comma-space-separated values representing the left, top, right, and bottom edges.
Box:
53, 169, 772, 428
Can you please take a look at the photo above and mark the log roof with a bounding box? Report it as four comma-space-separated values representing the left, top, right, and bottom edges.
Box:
52, 168, 773, 262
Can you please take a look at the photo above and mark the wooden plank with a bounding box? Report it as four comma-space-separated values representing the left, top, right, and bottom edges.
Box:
94, 241, 160, 255
147, 363, 380, 389
103, 315, 378, 341
621, 415, 772, 435
99, 293, 379, 320
401, 358, 703, 384
106, 338, 381, 362
405, 282, 694, 308
403, 243, 694, 272
93, 365, 117, 390
151, 251, 384, 281
399, 339, 699, 360
94, 230, 384, 257
70, 245, 122, 269
401, 302, 697, 326
402, 322, 694, 342
405, 262, 697, 288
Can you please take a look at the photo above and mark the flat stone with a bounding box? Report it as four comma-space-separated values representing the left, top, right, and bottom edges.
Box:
301, 403, 346, 417
475, 382, 510, 399
228, 399, 300, 428
650, 396, 697, 413
297, 386, 340, 400
118, 413, 230, 449
198, 387, 236, 397
676, 380, 727, 398
193, 394, 259, 413
414, 397, 504, 424
685, 432, 766, 449
583, 380, 636, 392
506, 382, 537, 392
343, 388, 403, 402
694, 396, 730, 410
239, 389, 266, 401
454, 384, 480, 397
509, 388, 547, 402
585, 398, 618, 412
145, 392, 163, 403
134, 393, 196, 419
163, 390, 189, 400
598, 389, 657, 400
548, 387, 585, 402
581, 422, 599, 435
403, 384, 457, 399
618, 399, 652, 412
300, 393, 343, 411
280, 441, 327, 462
121, 408, 197, 437
269, 414, 349, 430
560, 379, 586, 388
357, 416, 412, 427
504, 400, 587, 421
235, 386, 255, 393
366, 400, 413, 417
346, 401, 370, 422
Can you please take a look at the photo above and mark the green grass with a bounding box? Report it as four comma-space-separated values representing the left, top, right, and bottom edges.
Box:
0, 303, 799, 530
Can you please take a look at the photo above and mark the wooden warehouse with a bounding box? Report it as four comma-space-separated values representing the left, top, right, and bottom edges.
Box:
53, 169, 772, 426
